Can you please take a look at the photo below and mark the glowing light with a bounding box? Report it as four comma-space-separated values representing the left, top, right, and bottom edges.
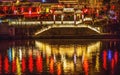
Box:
12, 59, 16, 73
50, 9, 54, 13
57, 62, 61, 75
83, 58, 89, 75
29, 55, 33, 72
3, 6, 7, 11
21, 7, 24, 13
111, 58, 115, 70
49, 57, 54, 74
53, 54, 56, 63
46, 55, 49, 68
46, 44, 51, 57
114, 51, 118, 64
42, 0, 46, 2
8, 48, 12, 62
36, 7, 41, 14
12, 6, 16, 11
111, 58, 115, 75
59, 45, 74, 57
111, 5, 115, 10
36, 54, 42, 72
103, 50, 107, 70
22, 57, 26, 72
16, 0, 20, 4
16, 57, 21, 75
12, 48, 15, 60
74, 54, 77, 64
4, 56, 9, 74
95, 53, 100, 71
87, 41, 101, 54
19, 48, 22, 61
46, 8, 49, 13
29, 7, 32, 14
108, 50, 112, 61
83, 9, 88, 13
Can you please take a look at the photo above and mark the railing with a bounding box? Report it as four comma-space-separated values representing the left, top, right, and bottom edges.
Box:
9, 20, 83, 25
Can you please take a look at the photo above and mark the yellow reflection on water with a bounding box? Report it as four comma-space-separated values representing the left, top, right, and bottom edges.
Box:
16, 57, 21, 75
12, 48, 15, 60
59, 45, 74, 57
35, 40, 101, 74
95, 53, 100, 72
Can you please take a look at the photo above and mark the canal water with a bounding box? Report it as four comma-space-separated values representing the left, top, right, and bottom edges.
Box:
0, 39, 120, 75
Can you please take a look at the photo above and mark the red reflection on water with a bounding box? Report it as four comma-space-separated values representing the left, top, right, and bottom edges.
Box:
22, 57, 26, 72
36, 55, 43, 72
83, 58, 89, 75
114, 51, 118, 64
29, 55, 33, 72
49, 57, 54, 74
12, 59, 16, 73
103, 50, 107, 70
111, 58, 115, 75
0, 54, 1, 74
111, 58, 115, 70
4, 56, 9, 73
57, 63, 61, 75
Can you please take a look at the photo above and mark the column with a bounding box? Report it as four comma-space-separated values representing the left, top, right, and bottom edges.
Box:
82, 13, 84, 23
74, 14, 76, 25
53, 14, 56, 24
61, 14, 64, 24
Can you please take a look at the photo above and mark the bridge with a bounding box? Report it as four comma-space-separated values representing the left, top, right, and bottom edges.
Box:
5, 17, 105, 37
34, 22, 102, 37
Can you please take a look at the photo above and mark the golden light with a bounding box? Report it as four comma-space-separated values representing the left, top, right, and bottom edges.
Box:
59, 45, 74, 57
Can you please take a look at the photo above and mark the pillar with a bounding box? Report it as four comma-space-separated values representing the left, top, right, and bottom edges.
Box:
53, 14, 56, 24
74, 14, 76, 25
61, 14, 64, 24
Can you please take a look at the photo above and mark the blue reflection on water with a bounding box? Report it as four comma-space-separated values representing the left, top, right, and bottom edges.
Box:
8, 48, 12, 62
108, 50, 112, 61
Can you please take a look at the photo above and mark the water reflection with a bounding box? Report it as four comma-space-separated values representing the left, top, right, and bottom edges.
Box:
0, 40, 120, 75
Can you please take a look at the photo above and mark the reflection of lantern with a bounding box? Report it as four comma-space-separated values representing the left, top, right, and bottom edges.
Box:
12, 6, 16, 11
12, 60, 16, 72
50, 9, 54, 14
4, 56, 9, 73
3, 6, 8, 12
111, 5, 115, 10
103, 50, 107, 70
29, 55, 33, 72
36, 55, 42, 72
46, 8, 49, 13
22, 57, 26, 72
21, 7, 24, 13
36, 7, 41, 14
50, 57, 54, 74
83, 8, 88, 13
29, 7, 32, 14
